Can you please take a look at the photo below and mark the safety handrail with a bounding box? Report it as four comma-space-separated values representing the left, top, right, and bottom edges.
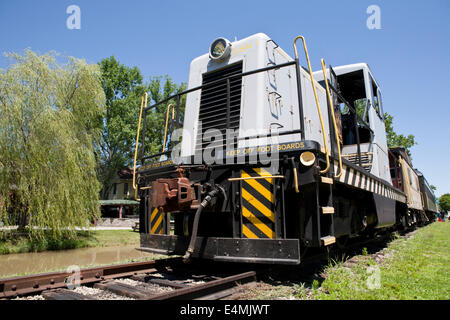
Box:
161, 103, 175, 161
321, 59, 343, 178
143, 61, 296, 113
293, 36, 330, 174
133, 92, 148, 201
228, 175, 285, 182
140, 61, 297, 163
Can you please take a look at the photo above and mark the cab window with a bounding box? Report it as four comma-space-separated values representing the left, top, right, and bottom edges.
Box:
371, 76, 383, 119
335, 70, 371, 145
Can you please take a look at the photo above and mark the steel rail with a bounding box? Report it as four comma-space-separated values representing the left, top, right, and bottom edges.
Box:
0, 256, 260, 301
144, 270, 257, 300
0, 257, 182, 298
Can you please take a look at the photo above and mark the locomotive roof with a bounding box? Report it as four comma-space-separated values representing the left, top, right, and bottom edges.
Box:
313, 62, 380, 90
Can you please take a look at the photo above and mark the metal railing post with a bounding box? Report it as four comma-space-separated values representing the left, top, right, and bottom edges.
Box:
293, 35, 330, 174
176, 94, 181, 129
226, 78, 231, 128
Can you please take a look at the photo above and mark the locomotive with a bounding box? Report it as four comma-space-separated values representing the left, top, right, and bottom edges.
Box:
134, 33, 437, 264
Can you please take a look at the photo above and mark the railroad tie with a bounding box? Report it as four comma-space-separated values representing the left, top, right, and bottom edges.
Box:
145, 277, 190, 289
42, 289, 98, 300
94, 281, 154, 299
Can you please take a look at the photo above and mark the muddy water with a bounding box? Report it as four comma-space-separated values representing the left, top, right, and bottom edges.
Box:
0, 245, 156, 278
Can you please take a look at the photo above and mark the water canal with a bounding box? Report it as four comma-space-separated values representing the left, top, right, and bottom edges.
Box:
0, 245, 156, 278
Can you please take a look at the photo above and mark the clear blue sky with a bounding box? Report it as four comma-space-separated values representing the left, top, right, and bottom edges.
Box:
1, 0, 449, 196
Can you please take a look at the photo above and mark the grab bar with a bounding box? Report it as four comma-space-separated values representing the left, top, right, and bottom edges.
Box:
132, 92, 148, 201
293, 36, 330, 174
161, 103, 175, 161
321, 59, 343, 178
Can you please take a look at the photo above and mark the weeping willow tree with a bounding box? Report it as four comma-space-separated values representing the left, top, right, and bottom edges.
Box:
0, 50, 105, 239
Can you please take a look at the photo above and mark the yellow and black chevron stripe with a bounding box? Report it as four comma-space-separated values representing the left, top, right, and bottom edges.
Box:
241, 168, 276, 239
150, 208, 165, 234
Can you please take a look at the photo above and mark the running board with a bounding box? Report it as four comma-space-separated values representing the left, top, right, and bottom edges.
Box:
321, 236, 336, 246
321, 177, 333, 184
321, 206, 335, 214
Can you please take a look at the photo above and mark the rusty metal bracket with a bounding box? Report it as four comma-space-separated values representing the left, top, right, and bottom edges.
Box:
151, 177, 196, 212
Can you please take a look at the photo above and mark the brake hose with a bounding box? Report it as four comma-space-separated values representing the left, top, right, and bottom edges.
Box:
182, 187, 220, 263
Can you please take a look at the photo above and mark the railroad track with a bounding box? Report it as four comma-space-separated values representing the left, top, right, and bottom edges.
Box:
0, 257, 259, 300
1, 228, 416, 300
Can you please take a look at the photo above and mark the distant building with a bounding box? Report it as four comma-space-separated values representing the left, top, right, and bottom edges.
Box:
100, 168, 139, 219
104, 168, 134, 200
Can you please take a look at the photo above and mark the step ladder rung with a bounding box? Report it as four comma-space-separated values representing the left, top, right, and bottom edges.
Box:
321, 236, 336, 246
321, 206, 335, 214
321, 177, 333, 184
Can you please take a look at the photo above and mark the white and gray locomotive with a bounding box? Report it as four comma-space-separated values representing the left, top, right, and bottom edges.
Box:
134, 33, 438, 264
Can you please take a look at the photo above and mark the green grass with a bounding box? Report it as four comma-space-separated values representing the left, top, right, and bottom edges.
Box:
0, 230, 140, 255
315, 221, 450, 300
84, 230, 140, 247
316, 222, 450, 299
245, 221, 450, 300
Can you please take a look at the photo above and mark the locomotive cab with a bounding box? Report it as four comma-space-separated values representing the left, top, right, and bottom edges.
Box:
314, 63, 390, 183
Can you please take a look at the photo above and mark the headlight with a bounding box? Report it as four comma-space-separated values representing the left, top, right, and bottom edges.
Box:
209, 38, 231, 61
300, 151, 316, 167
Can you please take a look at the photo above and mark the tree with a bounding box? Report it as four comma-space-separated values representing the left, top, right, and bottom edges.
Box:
439, 194, 450, 212
97, 56, 147, 199
343, 98, 368, 121
384, 113, 417, 156
144, 76, 187, 159
0, 50, 105, 239
97, 58, 186, 198
430, 185, 437, 192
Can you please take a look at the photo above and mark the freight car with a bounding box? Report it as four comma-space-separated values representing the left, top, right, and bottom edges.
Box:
133, 33, 433, 265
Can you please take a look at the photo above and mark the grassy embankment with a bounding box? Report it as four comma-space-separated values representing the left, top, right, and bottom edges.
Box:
248, 221, 450, 300
0, 230, 140, 255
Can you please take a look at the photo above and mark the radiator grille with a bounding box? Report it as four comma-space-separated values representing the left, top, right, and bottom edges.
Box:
195, 62, 243, 155
342, 152, 373, 172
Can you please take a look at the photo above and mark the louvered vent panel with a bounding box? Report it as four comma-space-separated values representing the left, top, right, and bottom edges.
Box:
195, 62, 242, 155
342, 152, 373, 172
